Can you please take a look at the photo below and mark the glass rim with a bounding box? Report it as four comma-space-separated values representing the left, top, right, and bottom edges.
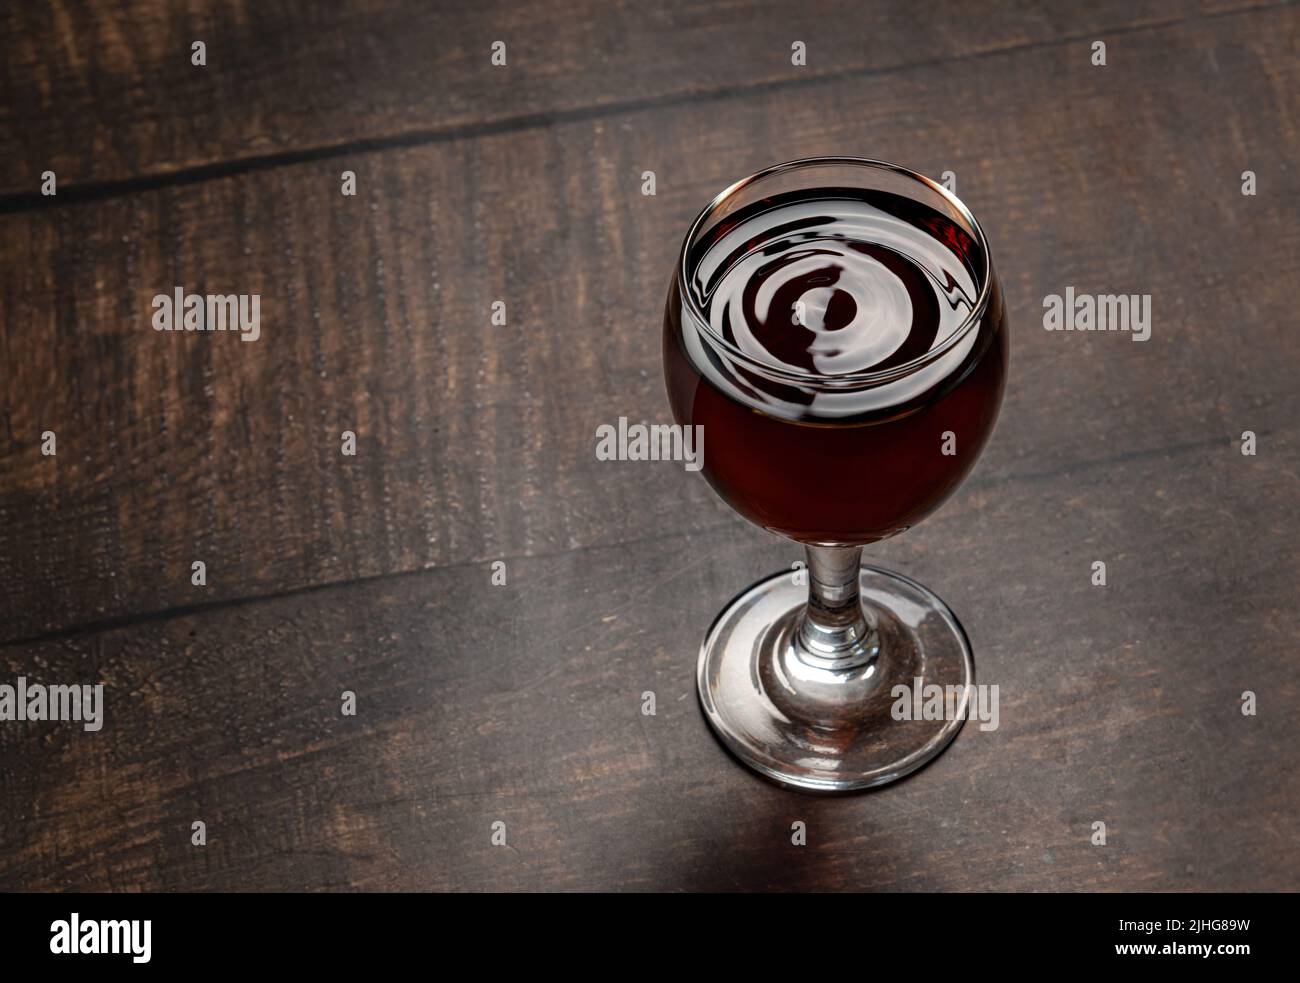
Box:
677, 155, 995, 387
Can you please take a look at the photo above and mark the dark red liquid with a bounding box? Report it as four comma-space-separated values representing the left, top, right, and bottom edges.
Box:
664, 186, 1007, 545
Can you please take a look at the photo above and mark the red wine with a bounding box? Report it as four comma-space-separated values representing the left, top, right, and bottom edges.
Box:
664, 186, 1007, 545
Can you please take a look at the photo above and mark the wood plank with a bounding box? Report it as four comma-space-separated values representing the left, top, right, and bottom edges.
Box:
0, 439, 1294, 890
2, 5, 1297, 645
0, 0, 1273, 199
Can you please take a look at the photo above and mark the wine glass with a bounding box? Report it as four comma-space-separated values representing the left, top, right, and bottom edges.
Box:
663, 157, 1008, 792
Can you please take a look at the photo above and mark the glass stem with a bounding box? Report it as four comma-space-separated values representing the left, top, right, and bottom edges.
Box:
798, 544, 878, 668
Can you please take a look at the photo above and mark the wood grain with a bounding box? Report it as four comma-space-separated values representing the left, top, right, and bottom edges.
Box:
0, 439, 1294, 890
0, 0, 1275, 199
1, 1, 1297, 891
2, 5, 1296, 643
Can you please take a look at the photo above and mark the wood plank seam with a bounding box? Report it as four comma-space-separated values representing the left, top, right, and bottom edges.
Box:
0, 0, 1285, 217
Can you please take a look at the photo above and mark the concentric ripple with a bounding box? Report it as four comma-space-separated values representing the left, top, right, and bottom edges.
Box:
693, 196, 978, 378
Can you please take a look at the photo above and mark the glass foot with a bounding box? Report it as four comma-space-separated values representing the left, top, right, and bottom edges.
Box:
697, 564, 974, 793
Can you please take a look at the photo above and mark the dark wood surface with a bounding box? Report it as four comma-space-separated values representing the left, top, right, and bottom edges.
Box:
1, 1, 1297, 891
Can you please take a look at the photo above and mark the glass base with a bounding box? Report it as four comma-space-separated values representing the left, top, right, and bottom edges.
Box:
697, 564, 974, 793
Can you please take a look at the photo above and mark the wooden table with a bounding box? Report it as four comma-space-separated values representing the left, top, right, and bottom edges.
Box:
1, 1, 1296, 892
